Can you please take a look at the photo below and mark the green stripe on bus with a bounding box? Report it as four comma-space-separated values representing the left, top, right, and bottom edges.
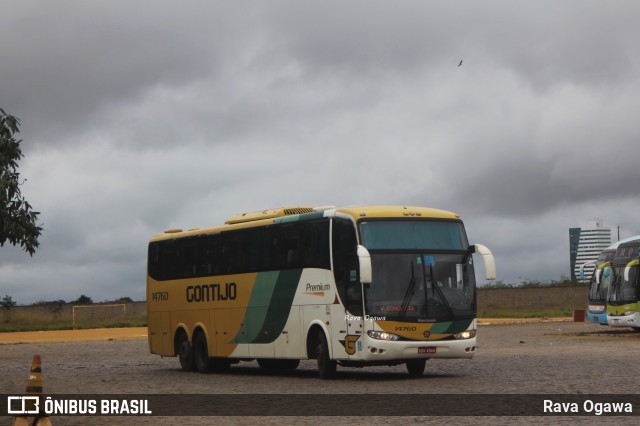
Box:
274, 211, 325, 223
232, 269, 303, 344
231, 271, 280, 343
251, 269, 303, 343
429, 319, 473, 335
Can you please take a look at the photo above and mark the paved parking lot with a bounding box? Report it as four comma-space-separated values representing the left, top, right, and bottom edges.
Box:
1, 321, 638, 424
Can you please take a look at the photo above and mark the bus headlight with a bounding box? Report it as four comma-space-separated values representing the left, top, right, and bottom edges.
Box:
453, 330, 477, 340
367, 330, 400, 341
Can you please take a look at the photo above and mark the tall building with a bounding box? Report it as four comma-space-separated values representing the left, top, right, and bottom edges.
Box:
570, 219, 612, 282
569, 227, 581, 280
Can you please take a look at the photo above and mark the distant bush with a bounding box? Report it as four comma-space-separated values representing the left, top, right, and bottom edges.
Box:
482, 278, 585, 289
71, 295, 93, 305
109, 296, 133, 303
33, 299, 65, 319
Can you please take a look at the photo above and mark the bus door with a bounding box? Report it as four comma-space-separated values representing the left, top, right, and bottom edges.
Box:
332, 218, 364, 359
344, 274, 365, 358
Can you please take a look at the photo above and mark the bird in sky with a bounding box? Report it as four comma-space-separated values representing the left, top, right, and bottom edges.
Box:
458, 60, 463, 67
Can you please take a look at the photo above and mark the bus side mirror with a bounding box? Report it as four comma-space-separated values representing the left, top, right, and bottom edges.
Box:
473, 244, 496, 281
624, 260, 639, 282
357, 245, 372, 284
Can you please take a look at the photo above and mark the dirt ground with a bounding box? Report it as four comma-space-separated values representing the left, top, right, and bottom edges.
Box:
1, 319, 639, 425
0, 318, 568, 344
0, 327, 148, 345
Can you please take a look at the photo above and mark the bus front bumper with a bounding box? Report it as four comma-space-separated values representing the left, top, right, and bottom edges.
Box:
357, 335, 477, 361
586, 312, 608, 325
607, 311, 640, 328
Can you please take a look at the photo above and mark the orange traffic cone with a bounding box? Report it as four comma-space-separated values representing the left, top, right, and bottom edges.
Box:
11, 355, 53, 426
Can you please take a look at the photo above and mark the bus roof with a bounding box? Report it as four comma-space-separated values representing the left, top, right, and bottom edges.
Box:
224, 206, 316, 224
150, 205, 462, 242
605, 234, 640, 251
335, 205, 460, 220
578, 234, 640, 271
612, 239, 640, 266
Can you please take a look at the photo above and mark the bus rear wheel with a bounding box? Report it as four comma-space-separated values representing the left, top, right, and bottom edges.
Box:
177, 331, 194, 372
193, 331, 231, 373
316, 332, 336, 379
193, 331, 214, 373
406, 359, 426, 376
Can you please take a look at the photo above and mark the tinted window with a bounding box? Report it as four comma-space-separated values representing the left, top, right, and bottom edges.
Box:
148, 219, 330, 281
360, 220, 468, 250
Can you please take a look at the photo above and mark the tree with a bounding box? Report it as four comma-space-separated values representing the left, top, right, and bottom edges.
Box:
1, 294, 17, 323
72, 294, 93, 305
0, 108, 42, 255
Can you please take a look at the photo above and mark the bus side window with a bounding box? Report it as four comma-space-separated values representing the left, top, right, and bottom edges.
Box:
198, 235, 221, 276
147, 242, 161, 280
163, 240, 178, 280
333, 218, 362, 316
180, 238, 198, 277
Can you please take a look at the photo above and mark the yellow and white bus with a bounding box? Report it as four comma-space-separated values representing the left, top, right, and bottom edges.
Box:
147, 206, 496, 378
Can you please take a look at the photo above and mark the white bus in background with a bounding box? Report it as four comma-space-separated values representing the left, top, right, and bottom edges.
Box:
588, 235, 640, 325
607, 238, 640, 331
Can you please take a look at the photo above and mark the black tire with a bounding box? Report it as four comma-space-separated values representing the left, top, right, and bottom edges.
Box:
406, 359, 426, 377
177, 331, 194, 372
193, 331, 231, 373
317, 332, 336, 379
193, 331, 213, 373
257, 359, 300, 370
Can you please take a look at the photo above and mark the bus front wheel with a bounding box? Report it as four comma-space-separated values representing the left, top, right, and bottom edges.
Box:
316, 332, 336, 379
406, 359, 426, 377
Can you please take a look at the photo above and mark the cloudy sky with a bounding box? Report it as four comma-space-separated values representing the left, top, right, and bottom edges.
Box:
2, 1, 639, 304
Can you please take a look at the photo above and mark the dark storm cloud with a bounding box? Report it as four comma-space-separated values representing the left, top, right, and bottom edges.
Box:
0, 1, 254, 143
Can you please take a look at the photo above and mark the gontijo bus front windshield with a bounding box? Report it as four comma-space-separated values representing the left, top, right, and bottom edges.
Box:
359, 219, 476, 322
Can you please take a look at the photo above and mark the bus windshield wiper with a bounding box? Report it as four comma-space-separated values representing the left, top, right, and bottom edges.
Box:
429, 264, 455, 318
399, 262, 417, 321
609, 276, 622, 302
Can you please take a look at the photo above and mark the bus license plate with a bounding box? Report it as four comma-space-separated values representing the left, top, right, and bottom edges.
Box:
418, 347, 436, 354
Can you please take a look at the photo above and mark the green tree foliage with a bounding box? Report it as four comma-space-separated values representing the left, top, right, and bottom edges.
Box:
72, 294, 93, 305
1, 294, 17, 323
0, 108, 42, 255
0, 294, 17, 309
